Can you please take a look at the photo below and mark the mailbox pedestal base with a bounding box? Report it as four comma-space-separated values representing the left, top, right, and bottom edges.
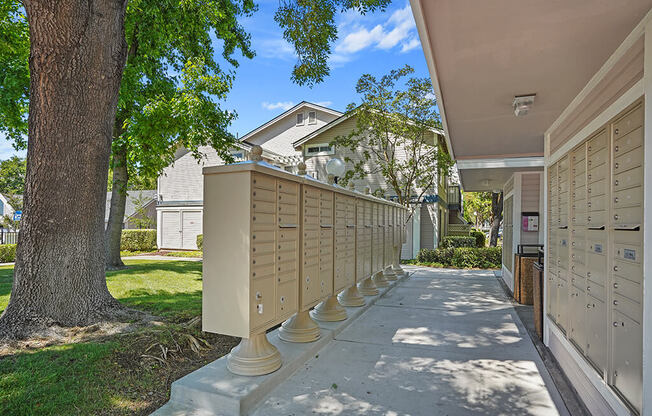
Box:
311, 296, 347, 322
337, 285, 365, 307
392, 264, 405, 276
357, 276, 379, 295
278, 310, 321, 343
226, 332, 282, 376
373, 271, 389, 288
383, 266, 398, 281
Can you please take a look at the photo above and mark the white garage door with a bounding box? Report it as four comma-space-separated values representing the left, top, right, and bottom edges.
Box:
161, 211, 181, 249
182, 211, 202, 250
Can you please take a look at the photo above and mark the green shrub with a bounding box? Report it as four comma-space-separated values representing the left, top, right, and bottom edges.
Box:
196, 234, 203, 250
416, 247, 501, 269
120, 229, 157, 252
470, 229, 486, 247
441, 236, 476, 248
0, 244, 17, 263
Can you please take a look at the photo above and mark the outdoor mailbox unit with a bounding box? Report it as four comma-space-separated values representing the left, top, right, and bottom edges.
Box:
202, 146, 408, 376
547, 101, 644, 413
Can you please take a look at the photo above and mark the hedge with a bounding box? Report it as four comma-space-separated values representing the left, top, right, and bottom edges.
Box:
416, 247, 501, 269
196, 234, 203, 250
121, 229, 157, 252
440, 236, 476, 248
0, 244, 16, 263
470, 229, 486, 247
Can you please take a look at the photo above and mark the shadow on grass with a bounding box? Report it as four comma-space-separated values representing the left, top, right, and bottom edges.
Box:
119, 289, 202, 322
107, 260, 202, 279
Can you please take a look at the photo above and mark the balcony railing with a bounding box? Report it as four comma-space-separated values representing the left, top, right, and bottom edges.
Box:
448, 223, 471, 236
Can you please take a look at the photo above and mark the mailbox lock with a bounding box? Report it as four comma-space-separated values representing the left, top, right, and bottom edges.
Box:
613, 282, 619, 289
613, 300, 619, 306
615, 145, 619, 152
613, 266, 619, 272
615, 180, 619, 186
615, 128, 619, 135
613, 322, 619, 327
255, 291, 262, 300
614, 197, 619, 203
280, 296, 285, 304
587, 286, 591, 292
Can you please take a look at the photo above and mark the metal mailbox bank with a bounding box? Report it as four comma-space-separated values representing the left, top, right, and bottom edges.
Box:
202, 147, 407, 376
547, 101, 644, 413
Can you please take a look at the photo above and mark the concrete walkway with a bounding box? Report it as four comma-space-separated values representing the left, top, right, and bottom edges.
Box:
250, 266, 568, 416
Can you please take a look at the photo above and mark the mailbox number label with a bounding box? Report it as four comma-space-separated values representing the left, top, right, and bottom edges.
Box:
594, 244, 602, 254
624, 249, 636, 261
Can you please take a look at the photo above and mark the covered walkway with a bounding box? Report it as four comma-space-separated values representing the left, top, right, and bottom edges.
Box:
251, 266, 569, 415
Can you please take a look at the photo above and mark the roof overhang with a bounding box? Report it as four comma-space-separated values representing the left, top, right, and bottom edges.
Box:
411, 0, 652, 187
456, 157, 544, 191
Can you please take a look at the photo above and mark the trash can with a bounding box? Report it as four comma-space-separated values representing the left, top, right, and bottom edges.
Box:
513, 244, 543, 305
532, 248, 544, 340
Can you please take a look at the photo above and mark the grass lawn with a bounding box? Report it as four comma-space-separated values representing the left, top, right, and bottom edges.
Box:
163, 251, 202, 258
0, 260, 237, 415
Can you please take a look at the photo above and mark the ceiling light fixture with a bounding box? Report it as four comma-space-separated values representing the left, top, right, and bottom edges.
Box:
513, 94, 536, 117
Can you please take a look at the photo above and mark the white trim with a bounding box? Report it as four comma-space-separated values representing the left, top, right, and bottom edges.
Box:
308, 110, 317, 125
456, 157, 544, 170
239, 101, 342, 143
547, 80, 644, 165
547, 318, 632, 416
543, 163, 549, 346
546, 10, 652, 138
296, 112, 305, 126
304, 142, 335, 156
409, 0, 455, 160
642, 16, 652, 416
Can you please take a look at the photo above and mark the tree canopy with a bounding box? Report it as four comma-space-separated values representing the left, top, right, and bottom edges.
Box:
0, 156, 26, 195
331, 65, 453, 206
463, 192, 492, 228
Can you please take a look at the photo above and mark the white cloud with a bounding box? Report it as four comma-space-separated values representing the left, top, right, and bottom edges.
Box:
333, 3, 419, 60
257, 38, 296, 60
400, 37, 420, 53
261, 101, 295, 111
315, 101, 333, 107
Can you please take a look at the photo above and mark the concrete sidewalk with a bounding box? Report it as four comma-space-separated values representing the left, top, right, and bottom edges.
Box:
250, 266, 569, 416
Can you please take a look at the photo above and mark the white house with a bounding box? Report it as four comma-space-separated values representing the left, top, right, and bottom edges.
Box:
156, 101, 467, 255
156, 102, 342, 250
0, 193, 16, 219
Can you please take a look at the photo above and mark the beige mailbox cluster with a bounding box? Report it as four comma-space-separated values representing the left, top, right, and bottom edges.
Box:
547, 101, 644, 413
202, 147, 408, 376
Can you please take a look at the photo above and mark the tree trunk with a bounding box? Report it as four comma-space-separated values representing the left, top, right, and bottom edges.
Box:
105, 143, 128, 270
0, 0, 128, 338
489, 192, 503, 247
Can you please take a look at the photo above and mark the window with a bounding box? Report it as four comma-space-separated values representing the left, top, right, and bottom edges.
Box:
305, 143, 334, 156
308, 111, 316, 124
296, 113, 304, 125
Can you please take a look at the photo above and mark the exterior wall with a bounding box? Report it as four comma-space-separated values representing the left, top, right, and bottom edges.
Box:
419, 203, 437, 250
520, 172, 542, 246
125, 200, 157, 229
549, 35, 644, 155
158, 145, 225, 204
246, 107, 339, 156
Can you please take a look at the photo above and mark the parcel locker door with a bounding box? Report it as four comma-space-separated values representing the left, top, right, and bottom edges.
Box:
568, 285, 586, 354
556, 273, 569, 332
585, 294, 607, 375
611, 310, 643, 413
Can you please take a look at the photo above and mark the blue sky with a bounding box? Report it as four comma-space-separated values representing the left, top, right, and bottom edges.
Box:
0, 1, 429, 160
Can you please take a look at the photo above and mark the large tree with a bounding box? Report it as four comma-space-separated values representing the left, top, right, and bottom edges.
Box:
488, 192, 503, 247
331, 65, 453, 207
463, 191, 491, 229
105, 0, 254, 269
0, 0, 391, 338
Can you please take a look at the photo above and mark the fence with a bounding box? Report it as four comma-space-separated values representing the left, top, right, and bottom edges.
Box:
0, 230, 19, 245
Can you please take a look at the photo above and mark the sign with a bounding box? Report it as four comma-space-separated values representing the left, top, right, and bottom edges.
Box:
13, 211, 22, 221
521, 212, 539, 231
